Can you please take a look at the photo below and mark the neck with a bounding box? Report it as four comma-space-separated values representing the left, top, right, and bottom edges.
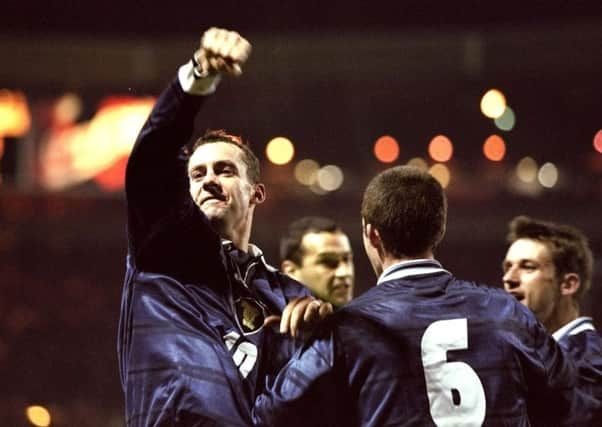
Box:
381, 251, 434, 272
221, 217, 253, 253
545, 298, 580, 334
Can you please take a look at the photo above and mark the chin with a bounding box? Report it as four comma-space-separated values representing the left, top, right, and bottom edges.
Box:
201, 205, 226, 219
204, 211, 228, 229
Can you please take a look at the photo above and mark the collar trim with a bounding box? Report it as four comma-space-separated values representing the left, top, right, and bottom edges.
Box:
377, 259, 450, 285
552, 316, 596, 341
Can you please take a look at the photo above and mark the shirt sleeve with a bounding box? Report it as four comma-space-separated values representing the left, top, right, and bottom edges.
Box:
514, 307, 589, 426
125, 72, 223, 281
252, 324, 347, 427
558, 331, 602, 425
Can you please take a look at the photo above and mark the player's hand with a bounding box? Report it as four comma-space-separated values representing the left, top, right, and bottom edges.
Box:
264, 297, 334, 338
194, 27, 251, 77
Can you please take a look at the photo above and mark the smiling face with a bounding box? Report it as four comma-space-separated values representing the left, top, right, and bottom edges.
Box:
502, 238, 561, 329
287, 231, 354, 307
188, 142, 263, 245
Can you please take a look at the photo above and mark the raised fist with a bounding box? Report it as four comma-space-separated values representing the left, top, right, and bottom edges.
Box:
194, 27, 252, 77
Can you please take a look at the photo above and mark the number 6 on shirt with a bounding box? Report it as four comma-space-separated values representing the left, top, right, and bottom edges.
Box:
421, 318, 486, 427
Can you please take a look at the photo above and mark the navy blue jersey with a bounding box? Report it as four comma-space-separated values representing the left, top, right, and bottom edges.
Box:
554, 318, 602, 425
118, 72, 309, 426
253, 259, 586, 427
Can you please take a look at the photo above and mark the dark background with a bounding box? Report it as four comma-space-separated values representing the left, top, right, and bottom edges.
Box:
2, 2, 602, 425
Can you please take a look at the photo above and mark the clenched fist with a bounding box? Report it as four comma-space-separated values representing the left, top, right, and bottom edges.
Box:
193, 27, 252, 78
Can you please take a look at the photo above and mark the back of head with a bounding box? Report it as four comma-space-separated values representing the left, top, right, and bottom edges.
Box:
280, 216, 341, 264
361, 165, 447, 258
507, 215, 594, 302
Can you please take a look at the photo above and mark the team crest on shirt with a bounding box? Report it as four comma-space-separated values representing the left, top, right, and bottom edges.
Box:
235, 297, 265, 332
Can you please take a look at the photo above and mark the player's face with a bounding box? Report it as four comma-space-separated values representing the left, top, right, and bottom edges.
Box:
292, 231, 354, 308
188, 142, 258, 241
502, 238, 561, 329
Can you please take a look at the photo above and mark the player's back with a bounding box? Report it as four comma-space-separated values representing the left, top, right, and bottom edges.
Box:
335, 269, 577, 426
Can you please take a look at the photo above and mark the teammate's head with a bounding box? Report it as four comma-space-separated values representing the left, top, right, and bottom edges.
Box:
187, 129, 265, 247
502, 216, 593, 331
280, 217, 354, 307
361, 166, 447, 275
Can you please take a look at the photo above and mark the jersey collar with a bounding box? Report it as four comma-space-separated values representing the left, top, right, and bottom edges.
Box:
552, 316, 596, 341
221, 240, 278, 273
377, 259, 450, 285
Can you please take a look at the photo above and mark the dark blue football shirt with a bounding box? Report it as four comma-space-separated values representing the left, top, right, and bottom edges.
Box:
118, 62, 309, 426
254, 259, 588, 426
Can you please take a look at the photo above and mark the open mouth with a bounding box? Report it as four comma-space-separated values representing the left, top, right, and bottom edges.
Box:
331, 284, 350, 294
509, 292, 524, 302
201, 194, 226, 205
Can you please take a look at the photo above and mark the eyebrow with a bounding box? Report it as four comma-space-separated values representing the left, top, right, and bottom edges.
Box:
502, 258, 541, 268
188, 160, 239, 173
315, 251, 353, 259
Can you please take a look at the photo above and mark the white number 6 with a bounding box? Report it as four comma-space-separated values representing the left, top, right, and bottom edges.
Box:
421, 318, 486, 427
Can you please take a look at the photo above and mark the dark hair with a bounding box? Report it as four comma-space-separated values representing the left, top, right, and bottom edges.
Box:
188, 129, 261, 183
280, 216, 341, 264
507, 216, 593, 302
361, 165, 447, 258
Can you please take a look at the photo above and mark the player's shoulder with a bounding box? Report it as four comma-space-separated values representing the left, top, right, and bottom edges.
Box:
451, 277, 532, 312
562, 328, 602, 356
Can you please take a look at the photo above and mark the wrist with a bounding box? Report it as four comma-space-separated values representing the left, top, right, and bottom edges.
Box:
192, 50, 211, 79
178, 58, 221, 95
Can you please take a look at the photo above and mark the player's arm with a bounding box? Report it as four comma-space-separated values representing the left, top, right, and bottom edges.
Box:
125, 28, 251, 257
518, 310, 587, 425
252, 326, 343, 427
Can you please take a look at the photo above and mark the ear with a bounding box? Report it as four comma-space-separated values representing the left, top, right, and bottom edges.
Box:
560, 273, 581, 297
281, 260, 299, 276
364, 222, 382, 252
251, 183, 266, 204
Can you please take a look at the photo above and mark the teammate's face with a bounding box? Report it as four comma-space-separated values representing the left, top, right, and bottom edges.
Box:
289, 231, 354, 308
188, 142, 260, 241
502, 238, 561, 329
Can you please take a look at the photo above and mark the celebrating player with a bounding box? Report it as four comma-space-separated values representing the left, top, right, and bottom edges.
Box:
118, 27, 330, 426
503, 215, 602, 424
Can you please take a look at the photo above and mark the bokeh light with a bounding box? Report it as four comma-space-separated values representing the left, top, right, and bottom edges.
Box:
516, 157, 538, 183
406, 157, 428, 171
25, 405, 51, 427
428, 135, 453, 162
317, 165, 344, 192
483, 134, 506, 161
428, 163, 451, 188
594, 129, 602, 154
94, 156, 128, 192
538, 162, 558, 188
265, 136, 295, 165
53, 93, 83, 127
294, 159, 320, 186
494, 106, 516, 131
480, 89, 507, 119
373, 135, 400, 163
0, 89, 31, 137
39, 97, 155, 191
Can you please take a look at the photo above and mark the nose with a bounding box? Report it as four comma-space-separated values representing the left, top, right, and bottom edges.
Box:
335, 260, 353, 281
502, 266, 519, 289
201, 170, 221, 191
